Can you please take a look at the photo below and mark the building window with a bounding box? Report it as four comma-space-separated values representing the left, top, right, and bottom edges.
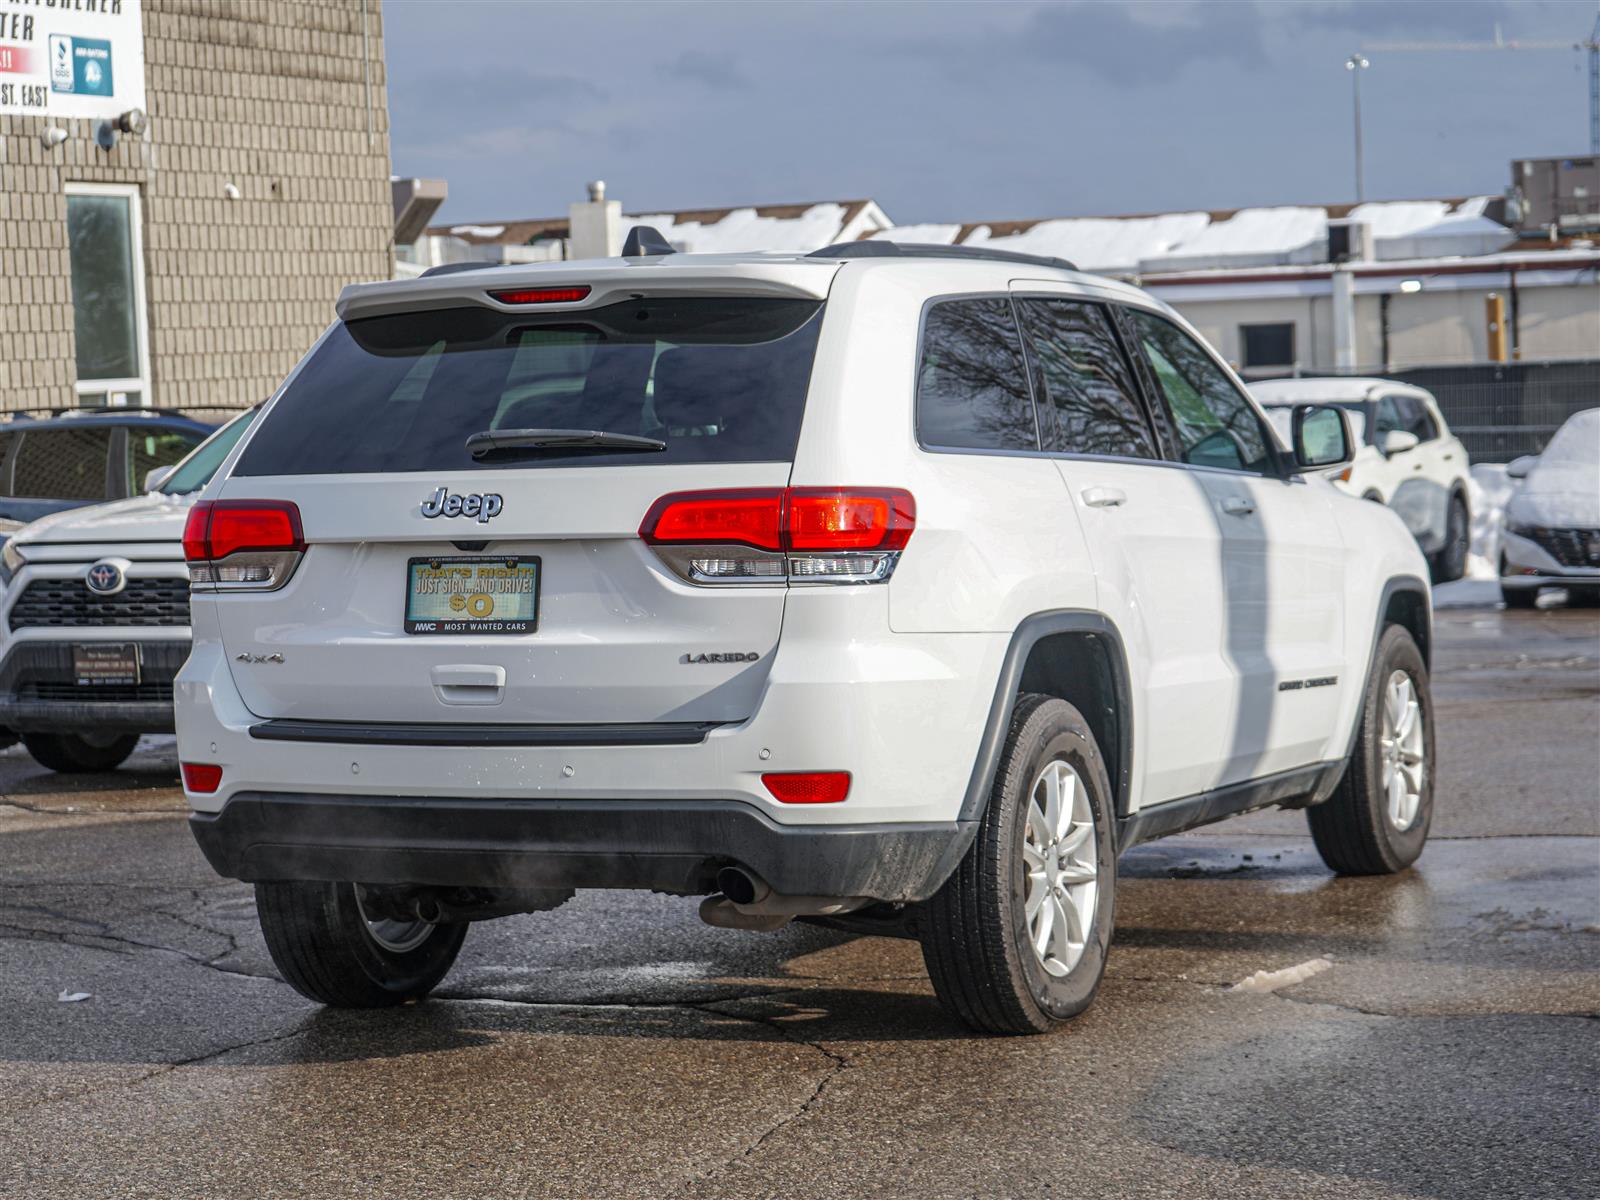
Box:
64, 183, 151, 408
1239, 322, 1296, 371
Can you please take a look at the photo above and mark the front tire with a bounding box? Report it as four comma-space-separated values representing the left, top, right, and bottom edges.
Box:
22, 731, 139, 773
255, 881, 468, 1007
1308, 625, 1433, 875
920, 694, 1116, 1035
1430, 494, 1469, 583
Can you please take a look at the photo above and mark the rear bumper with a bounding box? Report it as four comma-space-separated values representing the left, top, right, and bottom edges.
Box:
189, 792, 972, 902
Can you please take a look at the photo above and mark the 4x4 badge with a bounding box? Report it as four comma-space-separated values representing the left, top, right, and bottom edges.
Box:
421, 487, 503, 524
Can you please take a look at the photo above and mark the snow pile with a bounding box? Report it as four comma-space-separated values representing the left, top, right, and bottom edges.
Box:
1230, 957, 1333, 994
448, 224, 506, 239
1467, 463, 1514, 581
630, 203, 851, 254
1372, 197, 1513, 261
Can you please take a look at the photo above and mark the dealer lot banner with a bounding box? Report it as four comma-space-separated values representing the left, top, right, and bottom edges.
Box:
0, 0, 144, 120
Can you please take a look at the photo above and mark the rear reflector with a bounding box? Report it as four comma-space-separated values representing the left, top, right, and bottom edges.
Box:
762, 771, 850, 804
488, 286, 592, 305
181, 763, 223, 793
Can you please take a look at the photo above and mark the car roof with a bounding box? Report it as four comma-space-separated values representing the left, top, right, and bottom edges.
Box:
0, 409, 214, 432
339, 247, 1158, 323
1248, 377, 1435, 406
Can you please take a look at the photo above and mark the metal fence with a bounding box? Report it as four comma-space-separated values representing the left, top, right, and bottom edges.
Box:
1251, 360, 1600, 463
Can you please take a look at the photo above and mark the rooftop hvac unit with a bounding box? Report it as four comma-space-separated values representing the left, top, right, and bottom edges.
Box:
1327, 219, 1374, 264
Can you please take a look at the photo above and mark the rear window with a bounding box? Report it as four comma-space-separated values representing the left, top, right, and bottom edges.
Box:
235, 297, 824, 476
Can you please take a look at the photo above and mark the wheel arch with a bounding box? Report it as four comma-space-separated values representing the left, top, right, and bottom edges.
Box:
960, 611, 1133, 824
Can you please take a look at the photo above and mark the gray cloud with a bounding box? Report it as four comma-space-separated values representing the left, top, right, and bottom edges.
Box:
658, 49, 751, 91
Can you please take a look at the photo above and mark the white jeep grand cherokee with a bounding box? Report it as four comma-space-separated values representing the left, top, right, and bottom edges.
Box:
177, 237, 1435, 1034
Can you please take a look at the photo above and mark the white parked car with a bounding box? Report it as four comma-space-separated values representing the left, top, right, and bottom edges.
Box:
177, 237, 1434, 1034
1500, 408, 1600, 608
1251, 378, 1472, 583
0, 410, 256, 772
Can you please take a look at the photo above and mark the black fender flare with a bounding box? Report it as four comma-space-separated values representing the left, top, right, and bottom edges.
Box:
1338, 574, 1432, 765
958, 611, 1134, 824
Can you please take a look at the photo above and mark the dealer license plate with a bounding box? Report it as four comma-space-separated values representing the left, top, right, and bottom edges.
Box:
74, 643, 141, 687
404, 556, 540, 636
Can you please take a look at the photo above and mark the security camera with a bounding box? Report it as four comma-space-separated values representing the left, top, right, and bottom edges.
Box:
39, 126, 67, 149
95, 121, 117, 151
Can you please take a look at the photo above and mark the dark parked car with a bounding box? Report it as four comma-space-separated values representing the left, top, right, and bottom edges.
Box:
0, 409, 216, 523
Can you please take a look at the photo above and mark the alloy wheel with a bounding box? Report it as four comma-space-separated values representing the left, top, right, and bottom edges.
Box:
1380, 670, 1426, 830
1022, 759, 1099, 978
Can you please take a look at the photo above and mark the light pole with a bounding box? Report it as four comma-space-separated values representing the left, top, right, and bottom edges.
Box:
1346, 53, 1370, 202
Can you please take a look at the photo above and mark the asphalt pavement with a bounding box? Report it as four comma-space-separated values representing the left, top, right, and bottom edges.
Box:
1, 596, 1595, 1200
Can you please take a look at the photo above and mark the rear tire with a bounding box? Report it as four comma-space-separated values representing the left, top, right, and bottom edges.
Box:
1308, 625, 1433, 875
255, 881, 468, 1007
919, 694, 1116, 1035
22, 731, 139, 773
1429, 494, 1469, 584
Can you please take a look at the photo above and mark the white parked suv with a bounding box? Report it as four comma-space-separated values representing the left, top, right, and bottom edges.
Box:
0, 410, 256, 772
1251, 378, 1472, 583
178, 237, 1435, 1034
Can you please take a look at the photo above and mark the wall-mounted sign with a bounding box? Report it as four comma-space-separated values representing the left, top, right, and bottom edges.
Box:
0, 0, 143, 119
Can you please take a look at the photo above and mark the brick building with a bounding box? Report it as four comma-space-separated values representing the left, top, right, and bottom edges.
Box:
0, 0, 393, 415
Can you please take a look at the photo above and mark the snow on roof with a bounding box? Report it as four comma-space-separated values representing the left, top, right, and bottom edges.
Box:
864, 223, 963, 246
428, 200, 886, 253
957, 214, 1210, 274
630, 203, 853, 254
1138, 207, 1330, 273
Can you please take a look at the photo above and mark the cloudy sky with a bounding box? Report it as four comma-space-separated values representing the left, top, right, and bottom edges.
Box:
384, 0, 1596, 227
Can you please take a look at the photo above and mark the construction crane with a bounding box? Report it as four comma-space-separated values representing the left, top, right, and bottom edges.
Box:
1365, 9, 1600, 154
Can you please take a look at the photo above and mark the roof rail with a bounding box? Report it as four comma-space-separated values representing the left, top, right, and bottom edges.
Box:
806, 240, 1078, 273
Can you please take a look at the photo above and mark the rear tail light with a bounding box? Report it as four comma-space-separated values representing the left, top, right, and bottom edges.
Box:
639, 488, 914, 585
183, 500, 305, 592
180, 762, 223, 793
762, 771, 850, 803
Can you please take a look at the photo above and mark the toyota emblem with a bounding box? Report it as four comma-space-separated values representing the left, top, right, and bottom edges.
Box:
85, 560, 126, 596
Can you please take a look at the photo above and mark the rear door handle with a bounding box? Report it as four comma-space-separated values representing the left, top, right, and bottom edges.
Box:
1220, 496, 1255, 517
1081, 486, 1126, 508
432, 664, 506, 706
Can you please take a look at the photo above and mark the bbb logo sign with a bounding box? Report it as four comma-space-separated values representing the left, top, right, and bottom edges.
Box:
85, 559, 126, 596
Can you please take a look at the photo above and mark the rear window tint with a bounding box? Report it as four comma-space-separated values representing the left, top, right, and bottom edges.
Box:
915, 298, 1037, 452
235, 297, 824, 476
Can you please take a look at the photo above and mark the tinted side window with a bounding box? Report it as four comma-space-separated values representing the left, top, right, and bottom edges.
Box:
916, 298, 1037, 452
1016, 299, 1157, 460
1128, 311, 1274, 475
12, 428, 113, 500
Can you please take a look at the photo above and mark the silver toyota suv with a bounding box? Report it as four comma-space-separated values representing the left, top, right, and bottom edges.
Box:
179, 237, 1435, 1034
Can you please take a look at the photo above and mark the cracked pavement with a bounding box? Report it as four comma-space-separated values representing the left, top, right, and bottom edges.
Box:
1, 601, 1595, 1199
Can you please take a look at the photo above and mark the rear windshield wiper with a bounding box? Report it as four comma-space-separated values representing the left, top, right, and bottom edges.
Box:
465, 428, 667, 459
